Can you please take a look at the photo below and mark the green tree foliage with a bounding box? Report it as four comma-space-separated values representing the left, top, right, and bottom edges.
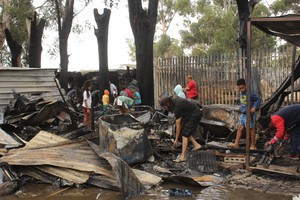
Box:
157, 0, 192, 34
154, 34, 184, 58
180, 0, 276, 56
270, 0, 300, 15
154, 0, 192, 59
7, 0, 34, 45
1, 0, 35, 66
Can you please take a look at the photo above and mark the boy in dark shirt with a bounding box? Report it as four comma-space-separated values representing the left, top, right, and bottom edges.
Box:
160, 96, 202, 162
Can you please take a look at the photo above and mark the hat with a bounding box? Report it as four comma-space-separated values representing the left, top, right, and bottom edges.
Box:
104, 89, 109, 95
257, 115, 271, 129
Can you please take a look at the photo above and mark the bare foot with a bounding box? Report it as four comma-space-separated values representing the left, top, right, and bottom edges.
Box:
192, 145, 202, 151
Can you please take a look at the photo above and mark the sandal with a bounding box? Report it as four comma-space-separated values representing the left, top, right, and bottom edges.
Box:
173, 158, 186, 163
173, 154, 186, 163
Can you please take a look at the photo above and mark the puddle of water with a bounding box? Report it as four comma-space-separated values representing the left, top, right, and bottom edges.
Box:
1, 182, 293, 200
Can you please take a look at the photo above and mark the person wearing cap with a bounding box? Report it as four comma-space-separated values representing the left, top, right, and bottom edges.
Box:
183, 75, 198, 100
257, 104, 300, 160
102, 89, 110, 110
159, 96, 202, 163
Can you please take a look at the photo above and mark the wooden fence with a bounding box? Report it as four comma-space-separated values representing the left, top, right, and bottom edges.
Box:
154, 46, 300, 107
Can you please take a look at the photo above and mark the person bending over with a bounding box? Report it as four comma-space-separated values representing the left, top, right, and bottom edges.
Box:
160, 96, 202, 162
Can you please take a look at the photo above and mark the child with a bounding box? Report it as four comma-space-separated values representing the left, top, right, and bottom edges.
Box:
82, 80, 93, 129
102, 89, 110, 110
228, 78, 261, 150
132, 89, 141, 110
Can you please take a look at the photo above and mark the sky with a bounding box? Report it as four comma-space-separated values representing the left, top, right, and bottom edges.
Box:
41, 1, 134, 71
39, 0, 275, 72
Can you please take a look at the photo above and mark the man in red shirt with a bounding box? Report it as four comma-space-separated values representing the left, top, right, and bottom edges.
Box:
183, 75, 198, 100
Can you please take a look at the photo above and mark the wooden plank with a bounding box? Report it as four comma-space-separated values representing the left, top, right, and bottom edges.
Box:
250, 165, 300, 176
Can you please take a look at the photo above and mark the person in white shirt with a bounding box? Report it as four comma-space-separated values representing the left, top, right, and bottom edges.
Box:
109, 81, 118, 100
82, 80, 93, 129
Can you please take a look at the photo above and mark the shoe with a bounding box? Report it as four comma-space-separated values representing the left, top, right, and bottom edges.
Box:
282, 154, 299, 160
227, 143, 239, 149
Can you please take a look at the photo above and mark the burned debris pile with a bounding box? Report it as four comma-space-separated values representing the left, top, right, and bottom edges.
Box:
1, 68, 300, 199
0, 68, 161, 199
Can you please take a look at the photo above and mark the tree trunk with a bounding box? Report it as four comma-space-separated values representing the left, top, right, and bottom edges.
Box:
0, 0, 9, 50
4, 28, 22, 67
56, 0, 74, 92
236, 0, 249, 50
128, 0, 158, 107
0, 24, 5, 49
27, 12, 46, 68
94, 8, 111, 96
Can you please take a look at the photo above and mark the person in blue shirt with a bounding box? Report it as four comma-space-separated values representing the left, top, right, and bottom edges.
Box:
132, 89, 142, 111
174, 83, 186, 99
228, 78, 261, 150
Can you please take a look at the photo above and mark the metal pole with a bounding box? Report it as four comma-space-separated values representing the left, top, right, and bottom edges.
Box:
245, 18, 252, 170
291, 46, 296, 104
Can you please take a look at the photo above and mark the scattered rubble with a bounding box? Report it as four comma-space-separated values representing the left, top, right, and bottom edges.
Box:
0, 68, 299, 199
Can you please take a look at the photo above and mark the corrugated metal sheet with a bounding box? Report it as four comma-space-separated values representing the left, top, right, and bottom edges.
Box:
0, 131, 114, 179
0, 128, 23, 148
188, 150, 219, 173
0, 67, 63, 111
